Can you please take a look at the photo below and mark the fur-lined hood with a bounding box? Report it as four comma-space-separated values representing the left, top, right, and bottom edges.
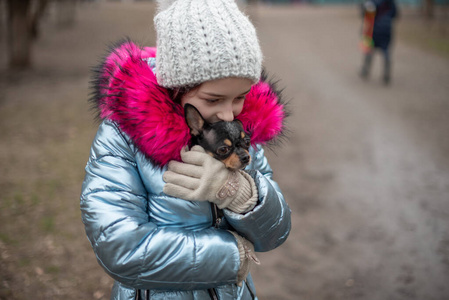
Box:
90, 40, 287, 167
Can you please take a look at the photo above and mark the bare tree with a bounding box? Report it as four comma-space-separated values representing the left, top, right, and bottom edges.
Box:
6, 0, 51, 70
31, 0, 49, 39
7, 0, 33, 69
423, 0, 434, 19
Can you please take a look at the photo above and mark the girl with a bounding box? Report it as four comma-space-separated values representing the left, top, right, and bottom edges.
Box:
80, 0, 291, 299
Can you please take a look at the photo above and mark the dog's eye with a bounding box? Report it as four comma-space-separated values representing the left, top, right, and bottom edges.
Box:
217, 146, 231, 156
242, 139, 250, 149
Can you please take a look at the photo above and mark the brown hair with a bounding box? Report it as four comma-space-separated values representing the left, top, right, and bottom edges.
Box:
168, 84, 201, 104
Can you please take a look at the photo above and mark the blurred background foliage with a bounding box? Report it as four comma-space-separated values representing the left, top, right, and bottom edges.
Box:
1, 0, 448, 71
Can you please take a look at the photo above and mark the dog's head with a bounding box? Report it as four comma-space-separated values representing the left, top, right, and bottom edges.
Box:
184, 104, 251, 170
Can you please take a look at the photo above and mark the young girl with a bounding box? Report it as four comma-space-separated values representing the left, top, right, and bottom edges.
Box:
80, 0, 291, 299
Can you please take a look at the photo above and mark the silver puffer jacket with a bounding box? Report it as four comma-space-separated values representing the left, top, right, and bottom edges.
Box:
80, 41, 291, 300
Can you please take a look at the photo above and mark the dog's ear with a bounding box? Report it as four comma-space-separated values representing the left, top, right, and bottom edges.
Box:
234, 119, 251, 138
184, 104, 205, 136
234, 119, 248, 134
234, 119, 244, 129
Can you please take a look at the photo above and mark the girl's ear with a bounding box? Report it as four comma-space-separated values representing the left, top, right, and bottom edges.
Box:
184, 104, 205, 136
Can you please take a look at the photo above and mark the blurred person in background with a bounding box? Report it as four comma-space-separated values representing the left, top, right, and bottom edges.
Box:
360, 0, 399, 85
80, 0, 291, 299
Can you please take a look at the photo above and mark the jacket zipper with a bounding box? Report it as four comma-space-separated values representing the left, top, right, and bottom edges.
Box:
208, 204, 221, 299
208, 287, 219, 300
135, 206, 227, 300
211, 203, 222, 228
135, 289, 150, 300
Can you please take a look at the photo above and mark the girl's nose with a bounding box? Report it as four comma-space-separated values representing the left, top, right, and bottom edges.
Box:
217, 107, 234, 121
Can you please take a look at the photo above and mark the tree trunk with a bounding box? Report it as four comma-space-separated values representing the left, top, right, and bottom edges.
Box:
7, 0, 33, 70
31, 0, 49, 40
423, 0, 434, 19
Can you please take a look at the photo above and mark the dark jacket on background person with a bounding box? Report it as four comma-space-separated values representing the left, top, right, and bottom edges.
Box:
372, 0, 399, 50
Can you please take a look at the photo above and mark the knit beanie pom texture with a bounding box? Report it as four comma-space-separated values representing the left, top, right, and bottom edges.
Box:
154, 0, 263, 88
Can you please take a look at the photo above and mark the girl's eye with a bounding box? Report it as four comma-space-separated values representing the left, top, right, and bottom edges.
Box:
205, 99, 219, 103
234, 96, 245, 102
217, 146, 231, 156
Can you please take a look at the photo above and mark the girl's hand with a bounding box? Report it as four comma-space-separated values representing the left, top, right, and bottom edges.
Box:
163, 146, 258, 212
228, 231, 260, 286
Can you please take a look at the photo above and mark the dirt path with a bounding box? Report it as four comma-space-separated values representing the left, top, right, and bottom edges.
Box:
252, 5, 449, 300
1, 2, 448, 300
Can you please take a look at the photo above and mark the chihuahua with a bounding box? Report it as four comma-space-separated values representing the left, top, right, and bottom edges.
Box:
184, 103, 251, 170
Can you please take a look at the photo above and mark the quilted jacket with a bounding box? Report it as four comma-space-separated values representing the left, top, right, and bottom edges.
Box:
80, 41, 291, 300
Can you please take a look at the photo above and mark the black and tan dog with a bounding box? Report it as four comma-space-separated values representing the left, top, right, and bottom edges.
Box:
184, 104, 251, 171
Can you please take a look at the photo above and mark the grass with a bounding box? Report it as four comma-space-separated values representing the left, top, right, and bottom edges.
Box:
0, 73, 105, 299
397, 7, 449, 58
0, 2, 157, 298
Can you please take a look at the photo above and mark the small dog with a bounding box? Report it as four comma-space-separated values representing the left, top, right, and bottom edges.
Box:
184, 103, 251, 170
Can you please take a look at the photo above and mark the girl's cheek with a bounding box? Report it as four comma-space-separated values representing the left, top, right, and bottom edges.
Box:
233, 103, 244, 117
197, 106, 218, 122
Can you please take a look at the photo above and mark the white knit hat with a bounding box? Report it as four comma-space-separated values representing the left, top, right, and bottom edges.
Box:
154, 0, 263, 88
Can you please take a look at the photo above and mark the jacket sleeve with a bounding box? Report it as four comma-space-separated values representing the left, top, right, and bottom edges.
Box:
80, 121, 240, 290
391, 0, 399, 19
223, 145, 291, 252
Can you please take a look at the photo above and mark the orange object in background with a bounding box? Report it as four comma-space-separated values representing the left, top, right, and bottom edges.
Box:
360, 1, 376, 53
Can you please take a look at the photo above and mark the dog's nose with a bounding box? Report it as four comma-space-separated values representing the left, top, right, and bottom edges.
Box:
241, 154, 250, 164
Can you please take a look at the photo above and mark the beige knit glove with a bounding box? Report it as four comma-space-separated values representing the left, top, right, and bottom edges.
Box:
229, 231, 260, 286
163, 146, 258, 213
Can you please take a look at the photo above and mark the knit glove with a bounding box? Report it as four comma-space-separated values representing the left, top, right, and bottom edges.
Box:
163, 145, 258, 213
229, 231, 261, 286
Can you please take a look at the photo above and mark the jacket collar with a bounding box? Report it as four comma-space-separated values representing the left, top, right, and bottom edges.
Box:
90, 40, 287, 167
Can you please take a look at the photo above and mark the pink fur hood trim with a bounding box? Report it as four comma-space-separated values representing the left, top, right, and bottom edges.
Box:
91, 40, 287, 167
